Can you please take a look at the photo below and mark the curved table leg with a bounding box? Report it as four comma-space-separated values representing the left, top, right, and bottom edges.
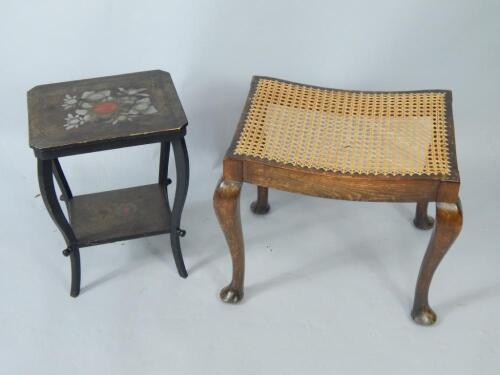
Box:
38, 159, 80, 297
170, 137, 189, 278
414, 201, 434, 230
159, 141, 172, 211
214, 178, 244, 303
250, 186, 270, 215
412, 199, 463, 325
52, 159, 73, 202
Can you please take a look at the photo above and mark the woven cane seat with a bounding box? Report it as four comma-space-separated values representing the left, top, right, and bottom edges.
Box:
230, 77, 458, 179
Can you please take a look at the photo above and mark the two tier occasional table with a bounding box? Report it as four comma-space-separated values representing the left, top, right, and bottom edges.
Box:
214, 76, 463, 325
28, 70, 190, 297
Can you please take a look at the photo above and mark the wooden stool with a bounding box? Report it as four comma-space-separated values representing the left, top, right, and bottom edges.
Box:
213, 77, 463, 325
28, 70, 190, 297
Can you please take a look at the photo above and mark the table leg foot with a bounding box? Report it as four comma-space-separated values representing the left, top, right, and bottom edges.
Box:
69, 248, 81, 297
411, 305, 437, 326
63, 246, 81, 297
413, 201, 434, 230
250, 186, 270, 215
220, 284, 244, 304
170, 233, 188, 278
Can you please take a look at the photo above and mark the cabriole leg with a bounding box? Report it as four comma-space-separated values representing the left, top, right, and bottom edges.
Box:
38, 159, 80, 297
412, 199, 463, 325
170, 137, 189, 278
214, 178, 244, 303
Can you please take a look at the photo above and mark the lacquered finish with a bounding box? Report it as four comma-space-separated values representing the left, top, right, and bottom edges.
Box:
30, 71, 190, 297
67, 184, 171, 247
38, 159, 81, 297
170, 137, 190, 278
28, 70, 187, 159
52, 159, 72, 202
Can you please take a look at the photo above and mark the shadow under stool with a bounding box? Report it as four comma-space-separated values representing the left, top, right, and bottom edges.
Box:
213, 76, 463, 326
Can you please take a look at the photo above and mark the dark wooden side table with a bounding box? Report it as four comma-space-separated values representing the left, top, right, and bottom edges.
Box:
28, 70, 189, 297
214, 76, 463, 326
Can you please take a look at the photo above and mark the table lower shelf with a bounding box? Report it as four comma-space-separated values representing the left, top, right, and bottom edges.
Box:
67, 184, 171, 247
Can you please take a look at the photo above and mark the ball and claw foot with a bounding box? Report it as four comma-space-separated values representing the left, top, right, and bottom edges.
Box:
412, 305, 437, 326
413, 215, 435, 230
220, 285, 243, 304
250, 201, 270, 215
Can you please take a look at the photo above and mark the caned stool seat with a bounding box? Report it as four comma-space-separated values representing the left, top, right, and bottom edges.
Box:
214, 77, 462, 325
233, 78, 456, 178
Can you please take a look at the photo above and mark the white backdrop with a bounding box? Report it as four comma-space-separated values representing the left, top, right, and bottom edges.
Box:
1, 1, 499, 374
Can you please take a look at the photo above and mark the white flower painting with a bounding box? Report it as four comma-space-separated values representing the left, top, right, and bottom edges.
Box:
62, 87, 158, 130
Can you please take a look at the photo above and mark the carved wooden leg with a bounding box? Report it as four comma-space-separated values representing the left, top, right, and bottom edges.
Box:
214, 178, 244, 303
250, 186, 270, 215
413, 201, 434, 230
412, 199, 463, 325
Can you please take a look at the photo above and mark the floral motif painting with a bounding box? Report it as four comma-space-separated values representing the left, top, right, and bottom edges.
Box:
61, 87, 158, 130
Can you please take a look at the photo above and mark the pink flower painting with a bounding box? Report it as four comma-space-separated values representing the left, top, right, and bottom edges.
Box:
62, 87, 158, 130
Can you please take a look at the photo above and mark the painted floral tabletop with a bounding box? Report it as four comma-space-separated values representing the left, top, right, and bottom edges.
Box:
28, 70, 187, 152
